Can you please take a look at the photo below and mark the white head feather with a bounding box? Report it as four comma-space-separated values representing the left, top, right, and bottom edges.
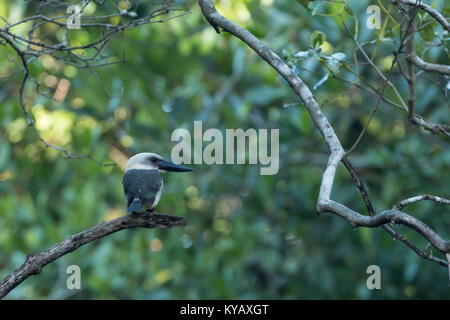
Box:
125, 152, 164, 171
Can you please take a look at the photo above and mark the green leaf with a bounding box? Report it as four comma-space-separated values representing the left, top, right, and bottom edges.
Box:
418, 22, 434, 42
244, 85, 286, 105
310, 30, 326, 49
443, 6, 450, 15
325, 52, 346, 74
295, 0, 311, 10
344, 5, 353, 15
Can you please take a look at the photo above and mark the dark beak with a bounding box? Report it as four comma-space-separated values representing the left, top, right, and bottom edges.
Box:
158, 160, 194, 172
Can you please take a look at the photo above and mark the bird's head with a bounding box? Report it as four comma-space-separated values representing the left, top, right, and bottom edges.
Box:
125, 152, 193, 173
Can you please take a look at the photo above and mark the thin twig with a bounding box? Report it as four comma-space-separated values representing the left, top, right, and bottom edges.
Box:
342, 9, 417, 157
394, 194, 450, 211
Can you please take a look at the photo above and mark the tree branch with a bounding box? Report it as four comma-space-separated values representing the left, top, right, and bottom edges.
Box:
0, 213, 186, 299
198, 0, 450, 271
343, 159, 449, 267
0, 0, 189, 167
391, 0, 450, 32
394, 194, 450, 211
407, 54, 450, 75
390, 0, 450, 76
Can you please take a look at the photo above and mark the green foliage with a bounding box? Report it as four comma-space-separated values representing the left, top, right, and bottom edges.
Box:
417, 15, 435, 42
0, 0, 449, 299
310, 30, 326, 49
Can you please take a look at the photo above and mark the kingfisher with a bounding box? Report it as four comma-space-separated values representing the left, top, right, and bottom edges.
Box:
122, 152, 193, 213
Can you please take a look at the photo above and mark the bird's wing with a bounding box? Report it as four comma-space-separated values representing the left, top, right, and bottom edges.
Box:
122, 169, 162, 207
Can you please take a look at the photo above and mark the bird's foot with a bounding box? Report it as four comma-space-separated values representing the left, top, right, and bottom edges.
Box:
146, 208, 157, 215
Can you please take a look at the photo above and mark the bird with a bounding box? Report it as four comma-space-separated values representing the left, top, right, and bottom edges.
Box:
122, 152, 193, 213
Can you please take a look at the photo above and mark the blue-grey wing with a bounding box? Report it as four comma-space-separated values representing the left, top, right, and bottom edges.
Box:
122, 169, 162, 207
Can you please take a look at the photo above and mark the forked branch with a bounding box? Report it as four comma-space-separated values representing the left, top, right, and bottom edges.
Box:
198, 0, 450, 270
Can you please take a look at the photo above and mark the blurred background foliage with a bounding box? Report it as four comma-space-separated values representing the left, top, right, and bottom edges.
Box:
0, 0, 449, 299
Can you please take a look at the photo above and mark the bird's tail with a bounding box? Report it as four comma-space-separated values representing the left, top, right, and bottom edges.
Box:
127, 198, 142, 213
